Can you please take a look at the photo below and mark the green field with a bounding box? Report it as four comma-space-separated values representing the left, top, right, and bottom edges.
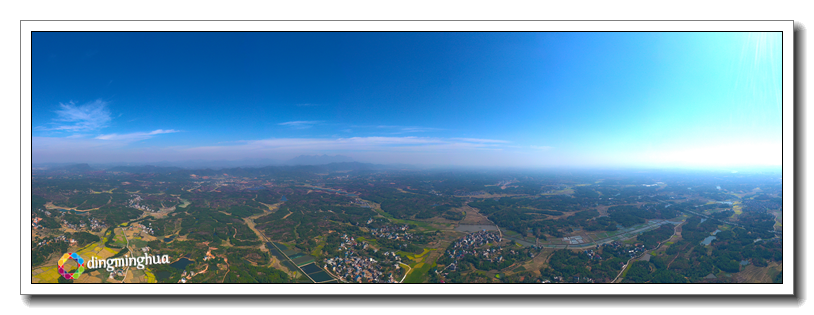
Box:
403, 262, 435, 283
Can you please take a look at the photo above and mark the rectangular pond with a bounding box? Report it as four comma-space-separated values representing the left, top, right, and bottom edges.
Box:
299, 263, 322, 274
308, 270, 334, 283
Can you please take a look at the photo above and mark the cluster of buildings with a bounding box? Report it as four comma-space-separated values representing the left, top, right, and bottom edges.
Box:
325, 234, 402, 283
338, 234, 367, 251
34, 235, 77, 247
32, 209, 53, 229
451, 230, 502, 249
129, 222, 155, 236
441, 231, 505, 272
60, 217, 106, 232
351, 197, 372, 208
31, 216, 43, 228
445, 246, 505, 265
202, 248, 217, 261
368, 224, 412, 241
456, 190, 488, 196
582, 249, 603, 260
127, 194, 155, 212
179, 269, 202, 283
84, 217, 106, 231
323, 255, 399, 283
108, 268, 125, 280
602, 241, 646, 259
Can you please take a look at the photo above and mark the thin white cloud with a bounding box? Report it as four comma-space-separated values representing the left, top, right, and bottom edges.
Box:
95, 129, 180, 141
44, 99, 112, 132
398, 127, 444, 133
452, 138, 511, 144
278, 120, 323, 129
363, 125, 444, 134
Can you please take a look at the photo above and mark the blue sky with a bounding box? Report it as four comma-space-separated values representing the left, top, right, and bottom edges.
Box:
31, 32, 783, 168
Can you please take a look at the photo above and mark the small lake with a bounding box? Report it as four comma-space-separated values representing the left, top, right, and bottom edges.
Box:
281, 195, 288, 202
454, 224, 498, 233
170, 257, 193, 270
163, 235, 176, 242
701, 235, 717, 245
712, 229, 722, 235
740, 260, 750, 266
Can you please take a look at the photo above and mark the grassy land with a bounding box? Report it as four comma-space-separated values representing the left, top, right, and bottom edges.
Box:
311, 243, 324, 257
144, 268, 157, 283
732, 201, 743, 215
403, 248, 436, 261
403, 262, 435, 283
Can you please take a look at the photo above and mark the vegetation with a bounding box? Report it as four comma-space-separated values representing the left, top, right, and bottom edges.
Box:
30, 166, 782, 284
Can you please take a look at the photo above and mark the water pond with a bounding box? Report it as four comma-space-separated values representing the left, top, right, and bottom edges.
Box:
170, 257, 193, 270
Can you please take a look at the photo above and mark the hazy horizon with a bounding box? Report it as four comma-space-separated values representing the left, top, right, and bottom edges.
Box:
32, 32, 782, 169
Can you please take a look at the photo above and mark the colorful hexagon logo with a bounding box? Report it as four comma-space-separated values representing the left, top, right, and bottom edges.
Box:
57, 252, 85, 280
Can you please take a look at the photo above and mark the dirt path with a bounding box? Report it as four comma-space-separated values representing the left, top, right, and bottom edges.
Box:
458, 204, 493, 225
666, 224, 685, 269
258, 201, 282, 211
596, 205, 610, 216
399, 263, 412, 283
44, 201, 103, 212
614, 222, 681, 283
119, 227, 133, 283
242, 217, 268, 249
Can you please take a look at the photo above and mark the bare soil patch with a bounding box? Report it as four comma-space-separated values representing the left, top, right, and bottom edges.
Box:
459, 204, 493, 225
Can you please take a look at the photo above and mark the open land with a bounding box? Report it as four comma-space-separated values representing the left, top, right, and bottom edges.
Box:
31, 165, 782, 284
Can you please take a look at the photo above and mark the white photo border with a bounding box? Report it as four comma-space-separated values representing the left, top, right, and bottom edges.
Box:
20, 20, 794, 295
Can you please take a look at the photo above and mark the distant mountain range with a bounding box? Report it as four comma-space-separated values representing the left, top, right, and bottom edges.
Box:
32, 161, 387, 175
32, 155, 358, 171
286, 154, 354, 165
